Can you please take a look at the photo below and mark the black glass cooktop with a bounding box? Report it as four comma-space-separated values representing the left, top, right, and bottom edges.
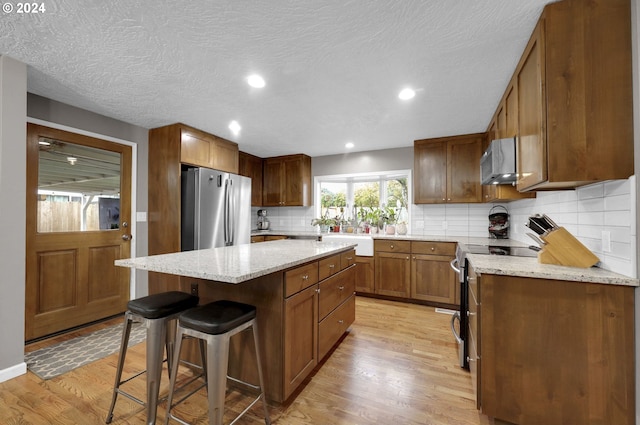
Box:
465, 244, 538, 257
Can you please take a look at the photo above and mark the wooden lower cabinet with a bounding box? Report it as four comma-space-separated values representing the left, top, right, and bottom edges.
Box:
354, 256, 374, 293
284, 283, 318, 398
410, 241, 457, 305
371, 239, 458, 307
476, 269, 635, 424
375, 251, 411, 298
179, 249, 355, 403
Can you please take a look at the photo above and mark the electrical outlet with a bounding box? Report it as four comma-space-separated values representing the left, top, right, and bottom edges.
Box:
601, 231, 611, 253
190, 282, 199, 296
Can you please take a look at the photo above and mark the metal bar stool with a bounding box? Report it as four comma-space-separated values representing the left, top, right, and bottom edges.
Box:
164, 300, 271, 425
106, 291, 200, 425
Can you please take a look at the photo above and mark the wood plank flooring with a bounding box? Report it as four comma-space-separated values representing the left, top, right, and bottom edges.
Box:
2, 297, 493, 425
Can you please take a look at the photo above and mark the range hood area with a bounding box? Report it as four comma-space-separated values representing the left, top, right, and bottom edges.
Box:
480, 137, 517, 185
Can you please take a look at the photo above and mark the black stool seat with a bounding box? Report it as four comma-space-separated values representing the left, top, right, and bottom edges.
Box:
179, 300, 256, 335
127, 291, 199, 319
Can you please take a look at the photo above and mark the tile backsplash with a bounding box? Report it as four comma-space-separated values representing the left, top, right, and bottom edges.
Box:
256, 177, 636, 278
410, 177, 636, 278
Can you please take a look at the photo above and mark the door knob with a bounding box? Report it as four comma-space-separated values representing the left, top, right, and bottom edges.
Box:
122, 234, 133, 241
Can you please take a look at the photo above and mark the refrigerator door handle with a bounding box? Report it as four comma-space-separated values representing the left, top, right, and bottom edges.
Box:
224, 178, 230, 245
228, 179, 235, 245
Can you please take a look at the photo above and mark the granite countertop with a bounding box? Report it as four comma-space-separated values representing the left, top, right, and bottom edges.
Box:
465, 252, 639, 287
115, 239, 356, 284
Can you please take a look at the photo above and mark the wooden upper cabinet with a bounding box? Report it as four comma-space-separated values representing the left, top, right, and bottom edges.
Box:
484, 80, 535, 203
262, 154, 312, 207
179, 125, 239, 174
515, 0, 633, 191
414, 133, 483, 204
239, 151, 263, 206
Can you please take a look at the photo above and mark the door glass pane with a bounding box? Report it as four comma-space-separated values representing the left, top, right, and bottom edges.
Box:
37, 137, 121, 233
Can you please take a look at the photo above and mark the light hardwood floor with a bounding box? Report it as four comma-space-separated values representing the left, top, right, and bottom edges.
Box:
2, 297, 492, 425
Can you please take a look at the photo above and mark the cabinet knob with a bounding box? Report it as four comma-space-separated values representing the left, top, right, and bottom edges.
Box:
431, 247, 435, 251
390, 244, 394, 249
406, 256, 410, 260
447, 198, 451, 201
412, 256, 416, 260
346, 256, 353, 261
338, 285, 344, 291
329, 264, 335, 269
316, 288, 320, 293
338, 320, 344, 324
302, 274, 309, 280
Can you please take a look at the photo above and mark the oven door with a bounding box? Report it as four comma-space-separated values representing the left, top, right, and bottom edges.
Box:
449, 255, 469, 370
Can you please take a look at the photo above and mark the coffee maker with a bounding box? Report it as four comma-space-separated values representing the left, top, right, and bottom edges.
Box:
257, 209, 270, 230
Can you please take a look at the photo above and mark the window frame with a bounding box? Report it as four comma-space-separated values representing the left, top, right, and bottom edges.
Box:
314, 169, 411, 226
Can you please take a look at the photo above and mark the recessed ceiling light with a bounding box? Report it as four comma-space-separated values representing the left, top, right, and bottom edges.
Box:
398, 88, 416, 100
247, 74, 266, 88
345, 142, 355, 149
228, 120, 241, 135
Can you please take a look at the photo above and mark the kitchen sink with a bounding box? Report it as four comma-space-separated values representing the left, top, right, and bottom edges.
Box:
321, 234, 373, 256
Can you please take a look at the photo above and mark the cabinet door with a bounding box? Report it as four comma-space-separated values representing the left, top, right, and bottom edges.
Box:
413, 141, 447, 204
282, 156, 311, 206
210, 137, 239, 174
411, 254, 457, 304
375, 251, 410, 298
283, 284, 318, 399
239, 152, 263, 206
354, 256, 374, 293
180, 132, 211, 167
447, 136, 483, 203
262, 159, 283, 206
517, 20, 546, 191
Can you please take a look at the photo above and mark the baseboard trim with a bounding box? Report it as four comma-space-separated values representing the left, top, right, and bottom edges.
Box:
0, 362, 27, 383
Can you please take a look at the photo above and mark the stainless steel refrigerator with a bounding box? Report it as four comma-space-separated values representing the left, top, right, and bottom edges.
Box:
181, 167, 251, 251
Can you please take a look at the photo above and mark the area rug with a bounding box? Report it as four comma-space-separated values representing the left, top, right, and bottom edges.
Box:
25, 322, 146, 380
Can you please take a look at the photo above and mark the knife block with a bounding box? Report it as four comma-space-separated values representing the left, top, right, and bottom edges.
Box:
538, 227, 599, 268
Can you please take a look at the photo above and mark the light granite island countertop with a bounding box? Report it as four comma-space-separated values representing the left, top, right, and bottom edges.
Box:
115, 239, 357, 283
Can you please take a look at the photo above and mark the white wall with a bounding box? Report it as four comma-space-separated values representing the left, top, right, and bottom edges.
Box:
0, 56, 27, 382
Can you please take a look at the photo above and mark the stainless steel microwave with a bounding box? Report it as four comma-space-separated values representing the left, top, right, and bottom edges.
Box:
480, 137, 516, 185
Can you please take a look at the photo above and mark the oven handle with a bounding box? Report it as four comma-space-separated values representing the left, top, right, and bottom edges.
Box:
450, 258, 460, 274
451, 311, 463, 344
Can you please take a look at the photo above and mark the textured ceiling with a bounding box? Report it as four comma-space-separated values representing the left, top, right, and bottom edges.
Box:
1, 0, 554, 158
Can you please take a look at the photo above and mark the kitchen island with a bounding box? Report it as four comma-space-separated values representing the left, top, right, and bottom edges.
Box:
116, 239, 357, 403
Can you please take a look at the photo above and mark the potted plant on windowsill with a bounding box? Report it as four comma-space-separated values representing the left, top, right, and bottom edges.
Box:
382, 205, 397, 235
311, 216, 336, 233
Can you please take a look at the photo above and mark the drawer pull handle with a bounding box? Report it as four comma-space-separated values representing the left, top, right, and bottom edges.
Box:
338, 320, 344, 324
329, 264, 335, 269
338, 286, 344, 290
302, 275, 309, 280
346, 256, 353, 260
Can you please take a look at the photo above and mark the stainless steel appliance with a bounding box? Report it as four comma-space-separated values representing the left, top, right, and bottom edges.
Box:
450, 243, 538, 369
450, 246, 468, 369
480, 137, 516, 184
257, 209, 270, 230
181, 167, 251, 250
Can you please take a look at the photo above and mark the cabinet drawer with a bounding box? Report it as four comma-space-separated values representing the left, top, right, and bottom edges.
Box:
340, 249, 356, 269
318, 265, 355, 320
411, 241, 455, 256
374, 239, 411, 253
318, 295, 355, 360
319, 254, 341, 280
285, 262, 319, 297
